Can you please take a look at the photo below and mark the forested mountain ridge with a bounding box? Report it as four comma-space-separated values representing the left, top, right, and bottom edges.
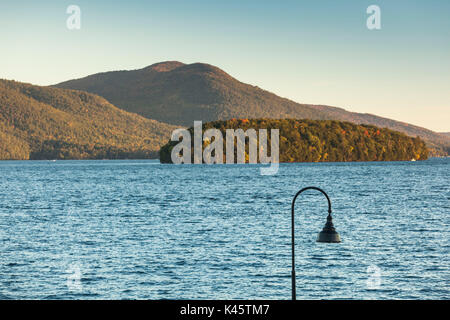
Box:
159, 119, 429, 163
55, 61, 450, 156
0, 79, 177, 160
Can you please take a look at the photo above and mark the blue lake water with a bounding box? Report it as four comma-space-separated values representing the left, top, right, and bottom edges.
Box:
0, 159, 449, 299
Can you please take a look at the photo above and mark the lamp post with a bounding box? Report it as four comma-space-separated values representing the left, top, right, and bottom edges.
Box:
291, 186, 341, 300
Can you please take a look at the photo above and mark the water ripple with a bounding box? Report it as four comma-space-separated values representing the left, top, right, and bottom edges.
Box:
0, 159, 449, 299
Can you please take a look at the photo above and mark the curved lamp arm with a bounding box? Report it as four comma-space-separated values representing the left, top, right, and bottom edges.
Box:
291, 186, 332, 300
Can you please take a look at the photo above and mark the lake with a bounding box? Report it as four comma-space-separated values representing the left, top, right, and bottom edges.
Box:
0, 159, 449, 299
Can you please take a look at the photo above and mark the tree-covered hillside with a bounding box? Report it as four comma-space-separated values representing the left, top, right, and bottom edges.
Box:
55, 61, 450, 156
0, 80, 177, 160
160, 119, 428, 163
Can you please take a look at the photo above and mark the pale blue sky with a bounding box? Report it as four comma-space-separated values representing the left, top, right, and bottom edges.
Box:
1, 0, 449, 131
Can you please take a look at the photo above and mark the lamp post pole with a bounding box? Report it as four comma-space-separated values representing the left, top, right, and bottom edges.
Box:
291, 186, 335, 301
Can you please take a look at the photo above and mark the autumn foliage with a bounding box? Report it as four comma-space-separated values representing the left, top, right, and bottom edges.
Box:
160, 119, 428, 163
0, 80, 177, 160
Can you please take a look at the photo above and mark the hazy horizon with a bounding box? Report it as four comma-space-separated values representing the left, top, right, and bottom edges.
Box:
1, 0, 449, 131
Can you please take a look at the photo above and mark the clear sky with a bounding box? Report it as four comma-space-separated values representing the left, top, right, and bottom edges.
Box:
1, 0, 449, 132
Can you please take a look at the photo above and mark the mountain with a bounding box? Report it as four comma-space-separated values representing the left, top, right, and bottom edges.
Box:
160, 119, 429, 163
55, 61, 450, 156
0, 79, 176, 160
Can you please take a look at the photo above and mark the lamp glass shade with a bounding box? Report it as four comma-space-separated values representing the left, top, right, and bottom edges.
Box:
316, 214, 341, 243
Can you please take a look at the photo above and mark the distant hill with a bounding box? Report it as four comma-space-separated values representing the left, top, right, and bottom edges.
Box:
55, 61, 450, 156
0, 80, 177, 160
160, 119, 429, 163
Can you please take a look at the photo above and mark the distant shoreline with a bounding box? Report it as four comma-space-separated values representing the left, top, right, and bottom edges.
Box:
1, 157, 448, 163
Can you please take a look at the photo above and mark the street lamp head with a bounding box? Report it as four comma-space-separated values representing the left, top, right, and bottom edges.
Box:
316, 213, 341, 243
